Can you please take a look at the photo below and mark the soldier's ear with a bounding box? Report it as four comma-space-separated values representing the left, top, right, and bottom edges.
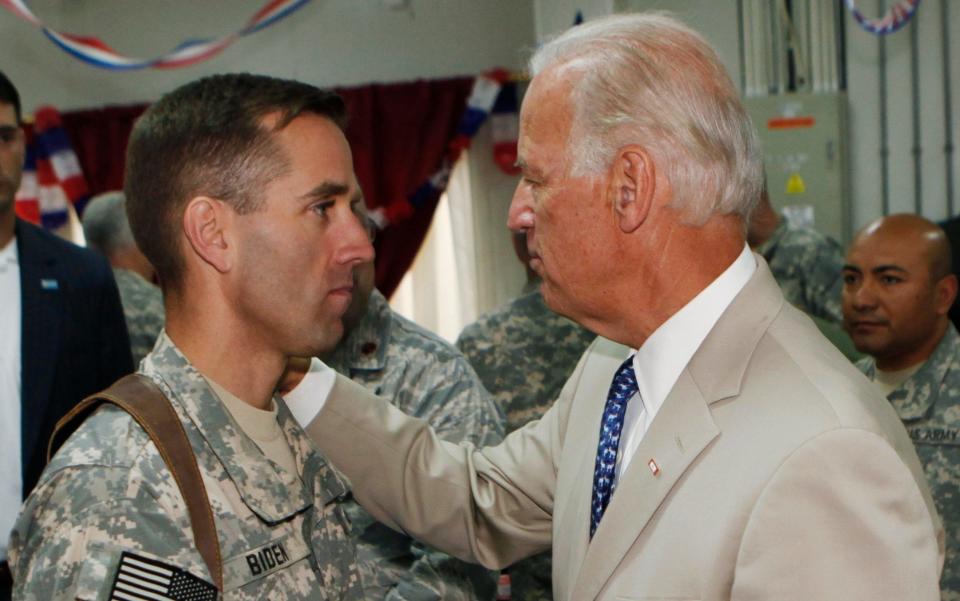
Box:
935, 274, 958, 314
182, 196, 233, 274
608, 146, 655, 234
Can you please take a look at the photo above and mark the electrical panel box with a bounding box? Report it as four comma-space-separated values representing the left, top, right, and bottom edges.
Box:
744, 92, 851, 243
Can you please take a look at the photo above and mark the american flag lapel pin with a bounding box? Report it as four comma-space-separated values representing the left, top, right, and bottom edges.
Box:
648, 458, 660, 476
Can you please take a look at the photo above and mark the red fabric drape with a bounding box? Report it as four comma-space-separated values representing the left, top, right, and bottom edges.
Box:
336, 77, 473, 297
61, 105, 146, 197
58, 76, 473, 298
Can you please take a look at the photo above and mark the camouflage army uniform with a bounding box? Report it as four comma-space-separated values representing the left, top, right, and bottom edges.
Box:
10, 332, 362, 600
325, 289, 503, 601
112, 267, 164, 366
858, 324, 960, 600
757, 219, 844, 323
455, 281, 595, 601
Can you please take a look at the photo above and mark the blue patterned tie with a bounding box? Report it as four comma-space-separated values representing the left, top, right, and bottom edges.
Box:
590, 357, 639, 538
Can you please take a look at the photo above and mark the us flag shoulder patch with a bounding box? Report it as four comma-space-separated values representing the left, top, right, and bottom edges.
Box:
108, 551, 218, 601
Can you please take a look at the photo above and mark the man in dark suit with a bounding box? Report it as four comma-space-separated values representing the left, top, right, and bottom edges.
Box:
0, 70, 133, 600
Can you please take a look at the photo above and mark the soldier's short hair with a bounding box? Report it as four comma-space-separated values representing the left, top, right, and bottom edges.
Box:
124, 73, 346, 292
82, 190, 135, 257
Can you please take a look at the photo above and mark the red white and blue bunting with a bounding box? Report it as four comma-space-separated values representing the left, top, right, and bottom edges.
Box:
368, 68, 515, 229
844, 0, 921, 36
0, 0, 312, 70
14, 107, 90, 229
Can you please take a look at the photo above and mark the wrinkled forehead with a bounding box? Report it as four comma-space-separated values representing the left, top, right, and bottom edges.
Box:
519, 69, 576, 156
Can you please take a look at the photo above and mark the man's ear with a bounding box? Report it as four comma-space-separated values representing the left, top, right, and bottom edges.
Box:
182, 196, 233, 273
609, 146, 655, 233
935, 274, 959, 315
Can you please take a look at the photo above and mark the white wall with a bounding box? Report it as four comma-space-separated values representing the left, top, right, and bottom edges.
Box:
557, 1, 960, 232
845, 2, 960, 228
616, 0, 743, 88
534, 0, 615, 43
2, 0, 535, 113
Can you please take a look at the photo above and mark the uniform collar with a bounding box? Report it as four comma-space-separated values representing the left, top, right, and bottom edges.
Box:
864, 323, 960, 420
326, 289, 391, 374
142, 332, 316, 522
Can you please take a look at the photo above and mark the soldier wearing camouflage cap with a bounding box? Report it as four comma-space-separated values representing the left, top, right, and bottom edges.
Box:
81, 190, 164, 366
324, 256, 503, 601
843, 213, 960, 599
10, 74, 374, 600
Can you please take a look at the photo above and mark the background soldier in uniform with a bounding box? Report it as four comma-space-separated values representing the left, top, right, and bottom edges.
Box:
843, 213, 960, 599
11, 74, 373, 600
82, 190, 164, 365
748, 183, 845, 323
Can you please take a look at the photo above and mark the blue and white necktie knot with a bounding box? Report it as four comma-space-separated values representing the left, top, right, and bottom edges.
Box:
590, 356, 638, 538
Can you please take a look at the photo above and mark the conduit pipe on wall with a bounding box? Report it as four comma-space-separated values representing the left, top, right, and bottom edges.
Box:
942, 0, 955, 216
911, 13, 923, 214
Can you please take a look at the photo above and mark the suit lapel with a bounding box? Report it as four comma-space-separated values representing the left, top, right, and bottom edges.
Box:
17, 220, 63, 468
570, 370, 718, 601
552, 341, 625, 601
565, 256, 784, 601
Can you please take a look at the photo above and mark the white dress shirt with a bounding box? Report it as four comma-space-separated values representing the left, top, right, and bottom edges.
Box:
287, 244, 758, 487
615, 244, 755, 483
0, 236, 21, 560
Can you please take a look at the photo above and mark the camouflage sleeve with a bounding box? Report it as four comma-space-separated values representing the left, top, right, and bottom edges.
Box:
385, 545, 496, 601
11, 466, 203, 601
801, 236, 845, 324
410, 357, 505, 448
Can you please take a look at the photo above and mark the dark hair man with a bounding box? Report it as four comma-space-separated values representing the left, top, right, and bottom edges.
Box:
11, 73, 373, 600
843, 213, 960, 597
288, 13, 943, 601
0, 71, 132, 601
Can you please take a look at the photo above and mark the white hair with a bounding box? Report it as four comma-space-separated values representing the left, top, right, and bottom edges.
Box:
81, 190, 135, 256
530, 12, 763, 224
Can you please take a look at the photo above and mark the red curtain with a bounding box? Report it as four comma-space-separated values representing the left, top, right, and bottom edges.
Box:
336, 77, 472, 297
58, 76, 473, 298
62, 105, 146, 196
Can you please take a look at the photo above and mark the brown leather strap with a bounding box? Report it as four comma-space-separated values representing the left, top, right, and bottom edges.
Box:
49, 374, 223, 591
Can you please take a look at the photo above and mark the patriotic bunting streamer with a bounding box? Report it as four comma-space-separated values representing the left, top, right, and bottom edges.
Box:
0, 0, 312, 70
14, 107, 90, 229
368, 68, 512, 229
844, 0, 921, 36
491, 82, 520, 176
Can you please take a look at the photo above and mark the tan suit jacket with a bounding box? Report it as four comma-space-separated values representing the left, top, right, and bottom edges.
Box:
307, 259, 944, 600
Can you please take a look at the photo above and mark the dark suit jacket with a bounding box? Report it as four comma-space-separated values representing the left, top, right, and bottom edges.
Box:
16, 218, 134, 496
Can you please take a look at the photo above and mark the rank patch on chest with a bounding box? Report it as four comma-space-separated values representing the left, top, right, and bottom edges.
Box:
109, 551, 218, 600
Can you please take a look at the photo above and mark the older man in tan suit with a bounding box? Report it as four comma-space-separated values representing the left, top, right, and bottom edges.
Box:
286, 13, 944, 601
